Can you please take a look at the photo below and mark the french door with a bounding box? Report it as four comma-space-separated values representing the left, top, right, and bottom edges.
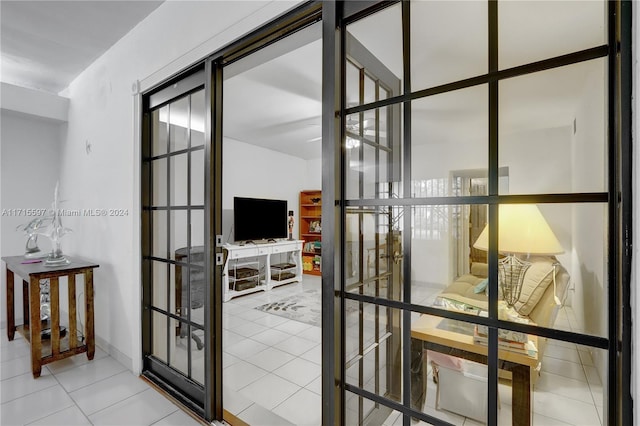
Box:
141, 64, 223, 421
322, 1, 632, 425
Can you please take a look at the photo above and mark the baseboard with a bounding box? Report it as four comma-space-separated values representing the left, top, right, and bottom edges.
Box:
2, 319, 133, 372
95, 335, 133, 371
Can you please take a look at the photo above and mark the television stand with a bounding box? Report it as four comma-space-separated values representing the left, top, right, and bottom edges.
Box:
222, 240, 304, 302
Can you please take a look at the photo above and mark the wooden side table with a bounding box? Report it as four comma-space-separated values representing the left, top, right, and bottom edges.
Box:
411, 315, 538, 426
3, 255, 99, 378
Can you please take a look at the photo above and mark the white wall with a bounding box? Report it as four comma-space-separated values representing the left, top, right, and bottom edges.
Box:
1, 83, 69, 122
410, 126, 572, 286
304, 158, 322, 190
57, 0, 300, 371
570, 60, 607, 383
222, 137, 308, 242
0, 110, 63, 327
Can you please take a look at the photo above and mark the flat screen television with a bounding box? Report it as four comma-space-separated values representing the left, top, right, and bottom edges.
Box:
234, 197, 287, 242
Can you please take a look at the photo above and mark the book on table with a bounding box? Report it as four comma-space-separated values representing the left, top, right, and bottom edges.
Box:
473, 325, 538, 357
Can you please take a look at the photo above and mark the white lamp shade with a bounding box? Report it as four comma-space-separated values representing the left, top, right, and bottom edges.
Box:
473, 204, 564, 255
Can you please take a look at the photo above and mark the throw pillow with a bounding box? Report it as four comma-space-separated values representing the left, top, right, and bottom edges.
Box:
471, 262, 488, 278
474, 278, 488, 294
514, 257, 556, 316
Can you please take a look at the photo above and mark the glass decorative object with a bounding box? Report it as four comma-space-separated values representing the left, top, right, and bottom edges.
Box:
45, 183, 72, 265
16, 217, 47, 258
17, 182, 72, 265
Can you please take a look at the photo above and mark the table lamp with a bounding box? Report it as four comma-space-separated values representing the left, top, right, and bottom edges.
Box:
473, 204, 564, 307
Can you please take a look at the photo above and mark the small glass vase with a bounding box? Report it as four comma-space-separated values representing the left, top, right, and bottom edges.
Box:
45, 239, 69, 266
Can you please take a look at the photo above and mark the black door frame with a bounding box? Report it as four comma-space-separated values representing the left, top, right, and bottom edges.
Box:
141, 2, 322, 422
141, 64, 217, 419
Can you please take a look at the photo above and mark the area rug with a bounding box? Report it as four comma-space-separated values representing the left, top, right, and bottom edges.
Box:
255, 289, 322, 327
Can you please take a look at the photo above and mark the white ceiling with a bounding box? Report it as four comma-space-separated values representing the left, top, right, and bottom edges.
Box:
0, 0, 163, 93
224, 23, 322, 161
1, 1, 606, 162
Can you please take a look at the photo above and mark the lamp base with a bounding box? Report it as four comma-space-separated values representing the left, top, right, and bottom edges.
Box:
498, 255, 531, 307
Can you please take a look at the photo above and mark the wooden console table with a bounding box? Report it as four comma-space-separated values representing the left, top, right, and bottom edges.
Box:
223, 240, 304, 302
3, 255, 99, 378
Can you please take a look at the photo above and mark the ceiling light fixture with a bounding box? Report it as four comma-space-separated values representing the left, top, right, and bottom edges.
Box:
346, 136, 360, 149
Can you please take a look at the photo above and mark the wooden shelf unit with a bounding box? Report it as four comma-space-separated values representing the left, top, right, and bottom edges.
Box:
300, 190, 322, 276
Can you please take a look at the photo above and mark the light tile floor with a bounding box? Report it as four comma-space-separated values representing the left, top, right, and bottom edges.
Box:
0, 333, 208, 426
1, 275, 604, 426
222, 276, 323, 426
225, 277, 604, 426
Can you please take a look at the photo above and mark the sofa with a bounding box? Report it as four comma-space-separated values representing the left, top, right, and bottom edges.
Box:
436, 256, 571, 345
410, 256, 571, 414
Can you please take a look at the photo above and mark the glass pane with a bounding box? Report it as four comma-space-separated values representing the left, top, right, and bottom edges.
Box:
190, 149, 204, 206
345, 139, 362, 200
346, 105, 402, 201
345, 391, 378, 426
169, 96, 189, 152
346, 60, 361, 108
346, 3, 403, 104
363, 144, 376, 199
364, 74, 376, 104
170, 154, 188, 206
190, 210, 205, 248
493, 203, 607, 339
499, 58, 606, 195
411, 84, 488, 190
175, 264, 204, 327
495, 334, 606, 425
345, 301, 402, 409
152, 210, 167, 259
152, 158, 167, 207
170, 318, 188, 376
499, 1, 607, 70
379, 104, 396, 149
152, 311, 168, 363
152, 260, 168, 311
191, 325, 205, 385
170, 210, 188, 260
379, 86, 389, 101
190, 90, 205, 148
383, 410, 402, 426
346, 206, 403, 302
412, 204, 488, 317
410, 1, 488, 90
410, 313, 489, 423
152, 106, 168, 157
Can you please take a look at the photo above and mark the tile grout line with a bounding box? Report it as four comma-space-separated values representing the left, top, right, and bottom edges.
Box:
27, 365, 94, 426
49, 351, 131, 425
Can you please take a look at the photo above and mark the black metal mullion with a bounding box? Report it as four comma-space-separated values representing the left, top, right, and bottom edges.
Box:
344, 45, 609, 117
345, 192, 609, 207
325, 3, 345, 423
165, 102, 172, 367
618, 1, 633, 423
357, 65, 365, 426
487, 2, 499, 424
147, 144, 205, 162
400, 2, 412, 424
606, 1, 619, 424
344, 290, 610, 350
374, 79, 381, 404
186, 93, 193, 380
